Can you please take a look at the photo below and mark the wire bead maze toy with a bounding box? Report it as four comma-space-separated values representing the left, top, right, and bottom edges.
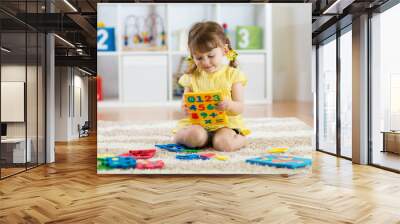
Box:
123, 13, 166, 50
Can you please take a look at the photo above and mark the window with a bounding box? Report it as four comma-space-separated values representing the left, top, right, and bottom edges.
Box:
371, 2, 400, 171
318, 36, 337, 154
0, 1, 47, 179
340, 29, 352, 158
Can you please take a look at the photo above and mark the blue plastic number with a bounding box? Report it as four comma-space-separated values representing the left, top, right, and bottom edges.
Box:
196, 96, 203, 102
97, 27, 116, 52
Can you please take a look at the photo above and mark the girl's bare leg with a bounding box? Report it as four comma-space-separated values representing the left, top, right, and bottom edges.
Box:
212, 128, 246, 152
173, 125, 209, 148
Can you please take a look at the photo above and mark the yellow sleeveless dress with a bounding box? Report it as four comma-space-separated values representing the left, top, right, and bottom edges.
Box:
174, 65, 251, 136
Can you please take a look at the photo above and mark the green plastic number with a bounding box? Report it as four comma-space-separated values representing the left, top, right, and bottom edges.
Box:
207, 104, 215, 110
212, 95, 221, 102
236, 26, 262, 50
200, 112, 208, 118
238, 28, 250, 49
187, 96, 195, 103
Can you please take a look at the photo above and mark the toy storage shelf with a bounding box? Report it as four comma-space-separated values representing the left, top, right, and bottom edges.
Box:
97, 3, 270, 107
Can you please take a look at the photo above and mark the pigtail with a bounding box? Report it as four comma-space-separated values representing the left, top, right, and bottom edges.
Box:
185, 55, 197, 74
226, 38, 238, 68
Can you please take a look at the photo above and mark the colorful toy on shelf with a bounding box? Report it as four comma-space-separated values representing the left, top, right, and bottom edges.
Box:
123, 10, 166, 50
132, 34, 139, 44
236, 25, 262, 50
184, 90, 228, 130
155, 143, 187, 152
172, 56, 187, 99
222, 23, 228, 35
124, 15, 140, 46
267, 147, 288, 154
97, 22, 116, 52
142, 31, 149, 43
97, 22, 105, 28
97, 75, 103, 101
246, 155, 312, 169
119, 149, 156, 159
105, 156, 136, 169
136, 160, 165, 169
160, 30, 166, 46
124, 35, 129, 46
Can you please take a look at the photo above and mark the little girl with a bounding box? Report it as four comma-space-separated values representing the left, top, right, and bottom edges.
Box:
173, 21, 250, 152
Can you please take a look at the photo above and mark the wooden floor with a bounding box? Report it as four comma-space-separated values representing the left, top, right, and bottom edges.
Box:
1, 102, 400, 223
1, 163, 44, 178
373, 151, 400, 171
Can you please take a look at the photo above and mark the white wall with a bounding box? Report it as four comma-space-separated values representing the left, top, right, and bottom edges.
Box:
73, 74, 89, 137
55, 66, 69, 141
266, 3, 312, 102
1, 82, 25, 122
1, 65, 38, 137
1, 64, 47, 163
97, 56, 118, 100
1, 66, 25, 129
55, 67, 89, 141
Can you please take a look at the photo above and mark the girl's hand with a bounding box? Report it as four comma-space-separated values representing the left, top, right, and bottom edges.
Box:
216, 100, 232, 112
181, 103, 189, 116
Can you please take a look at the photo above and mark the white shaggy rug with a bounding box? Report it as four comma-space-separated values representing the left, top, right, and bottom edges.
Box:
97, 117, 313, 175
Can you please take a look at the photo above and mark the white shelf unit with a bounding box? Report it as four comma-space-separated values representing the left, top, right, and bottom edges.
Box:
97, 3, 271, 106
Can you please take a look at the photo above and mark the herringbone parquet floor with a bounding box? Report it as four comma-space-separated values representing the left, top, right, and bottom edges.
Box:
1, 103, 400, 223
1, 137, 400, 223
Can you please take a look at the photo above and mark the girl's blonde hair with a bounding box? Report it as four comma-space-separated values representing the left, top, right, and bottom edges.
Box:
186, 21, 238, 74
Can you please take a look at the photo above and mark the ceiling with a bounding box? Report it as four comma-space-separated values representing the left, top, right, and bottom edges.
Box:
0, 0, 394, 74
0, 0, 98, 74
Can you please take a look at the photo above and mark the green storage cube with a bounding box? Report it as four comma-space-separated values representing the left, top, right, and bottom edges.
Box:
236, 26, 263, 50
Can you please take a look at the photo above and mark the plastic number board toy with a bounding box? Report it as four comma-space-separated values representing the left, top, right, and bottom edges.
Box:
184, 91, 228, 129
246, 155, 312, 169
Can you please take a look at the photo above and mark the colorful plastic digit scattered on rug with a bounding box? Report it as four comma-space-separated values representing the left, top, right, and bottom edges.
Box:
246, 155, 312, 169
184, 90, 228, 129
